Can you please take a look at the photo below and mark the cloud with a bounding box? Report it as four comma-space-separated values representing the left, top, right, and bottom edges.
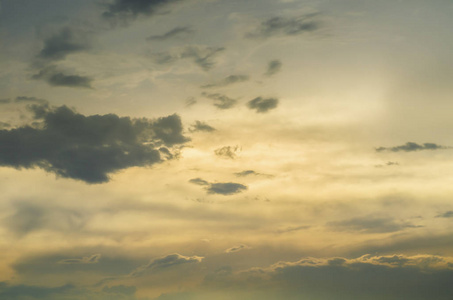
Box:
0, 104, 189, 183
376, 142, 448, 152
247, 97, 279, 113
0, 98, 11, 104
276, 225, 310, 234
58, 254, 101, 264
201, 75, 249, 88
103, 0, 181, 21
189, 178, 210, 186
15, 96, 47, 104
225, 244, 250, 253
151, 45, 225, 71
246, 14, 321, 39
214, 145, 240, 159
0, 122, 10, 129
202, 93, 237, 109
130, 253, 203, 277
147, 26, 194, 41
189, 178, 248, 195
436, 211, 453, 218
38, 27, 89, 61
327, 217, 421, 233
189, 121, 216, 133
207, 183, 247, 195
264, 60, 282, 76
185, 97, 197, 107
234, 170, 258, 177
32, 67, 93, 89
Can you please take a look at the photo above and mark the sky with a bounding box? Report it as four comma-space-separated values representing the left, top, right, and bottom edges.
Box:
1, 0, 453, 299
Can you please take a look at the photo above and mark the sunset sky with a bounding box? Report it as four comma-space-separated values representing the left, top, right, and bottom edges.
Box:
1, 0, 453, 299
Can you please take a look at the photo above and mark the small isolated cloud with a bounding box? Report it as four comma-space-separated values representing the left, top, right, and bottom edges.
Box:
202, 93, 237, 109
276, 225, 310, 234
0, 104, 189, 183
38, 27, 89, 61
147, 26, 193, 41
246, 14, 321, 39
189, 178, 210, 186
185, 97, 197, 107
214, 145, 240, 159
189, 121, 216, 132
15, 96, 47, 104
189, 178, 248, 195
375, 161, 399, 168
247, 97, 279, 113
376, 142, 448, 152
327, 217, 421, 234
201, 75, 249, 88
264, 60, 282, 76
58, 254, 101, 264
207, 183, 248, 195
130, 253, 203, 277
225, 244, 250, 253
151, 45, 225, 71
234, 170, 259, 177
32, 66, 93, 89
436, 211, 453, 218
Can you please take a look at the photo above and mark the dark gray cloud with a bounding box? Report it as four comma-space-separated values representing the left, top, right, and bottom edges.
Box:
58, 254, 101, 264
264, 60, 282, 76
376, 142, 448, 152
436, 211, 453, 218
15, 96, 47, 103
32, 67, 93, 89
0, 98, 11, 104
151, 45, 225, 71
189, 178, 248, 195
147, 26, 193, 41
38, 27, 89, 61
327, 217, 420, 233
130, 253, 203, 277
103, 0, 181, 21
207, 182, 248, 195
202, 93, 237, 109
225, 244, 250, 253
246, 14, 321, 39
0, 104, 189, 183
189, 121, 216, 132
201, 75, 250, 88
247, 97, 279, 113
214, 145, 240, 159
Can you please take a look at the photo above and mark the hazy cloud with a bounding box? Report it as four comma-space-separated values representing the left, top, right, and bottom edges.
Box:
147, 26, 193, 41
214, 145, 240, 159
189, 178, 210, 186
0, 122, 10, 129
247, 97, 279, 113
151, 45, 225, 71
202, 93, 237, 109
436, 211, 453, 218
327, 217, 421, 233
0, 98, 11, 104
58, 254, 101, 264
15, 96, 47, 104
264, 60, 282, 76
0, 105, 189, 183
38, 27, 89, 61
276, 225, 310, 234
246, 14, 321, 39
225, 244, 250, 253
234, 170, 259, 177
130, 253, 203, 277
201, 75, 249, 88
376, 142, 448, 152
189, 121, 216, 132
185, 97, 197, 107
